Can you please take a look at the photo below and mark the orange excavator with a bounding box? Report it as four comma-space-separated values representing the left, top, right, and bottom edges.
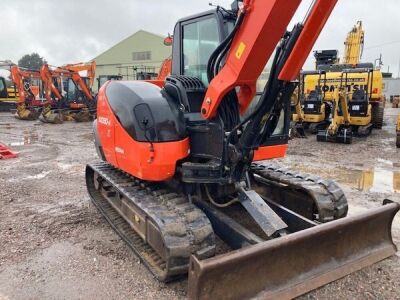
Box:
85, 1, 399, 299
39, 63, 96, 123
10, 65, 43, 120
58, 61, 96, 113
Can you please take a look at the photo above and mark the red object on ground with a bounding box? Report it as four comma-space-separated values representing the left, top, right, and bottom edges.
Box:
0, 143, 18, 159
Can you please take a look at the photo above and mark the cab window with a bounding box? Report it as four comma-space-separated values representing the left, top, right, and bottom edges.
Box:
182, 17, 219, 85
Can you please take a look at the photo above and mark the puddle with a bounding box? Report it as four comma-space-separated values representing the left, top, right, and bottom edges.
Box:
288, 164, 400, 194
9, 130, 42, 146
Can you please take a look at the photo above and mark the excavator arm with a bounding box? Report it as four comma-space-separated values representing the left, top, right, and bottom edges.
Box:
54, 66, 94, 101
10, 65, 40, 104
198, 0, 338, 181
40, 64, 63, 103
62, 61, 96, 88
201, 0, 337, 119
342, 21, 364, 65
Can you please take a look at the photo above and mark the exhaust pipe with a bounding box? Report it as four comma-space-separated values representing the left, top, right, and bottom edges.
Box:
188, 201, 399, 300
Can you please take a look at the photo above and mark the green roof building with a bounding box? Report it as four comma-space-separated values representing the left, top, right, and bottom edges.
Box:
92, 30, 171, 90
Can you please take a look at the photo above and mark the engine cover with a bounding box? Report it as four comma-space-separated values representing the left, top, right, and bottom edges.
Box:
96, 81, 189, 181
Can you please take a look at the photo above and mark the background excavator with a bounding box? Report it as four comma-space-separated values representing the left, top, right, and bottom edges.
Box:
0, 61, 19, 112
39, 62, 97, 123
292, 21, 385, 142
290, 70, 329, 137
0, 76, 19, 112
10, 65, 45, 120
85, 1, 399, 299
317, 67, 376, 143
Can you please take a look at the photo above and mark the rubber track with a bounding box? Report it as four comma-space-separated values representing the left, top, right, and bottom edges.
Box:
86, 161, 215, 282
371, 102, 384, 129
251, 162, 348, 222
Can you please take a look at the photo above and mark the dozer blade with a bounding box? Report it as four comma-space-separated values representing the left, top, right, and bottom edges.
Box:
316, 129, 352, 144
188, 201, 399, 300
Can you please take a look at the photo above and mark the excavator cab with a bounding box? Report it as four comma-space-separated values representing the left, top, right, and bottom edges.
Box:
340, 67, 373, 136
97, 75, 122, 91
349, 88, 369, 116
170, 6, 290, 155
300, 70, 329, 126
291, 70, 330, 136
344, 68, 373, 120
303, 88, 323, 114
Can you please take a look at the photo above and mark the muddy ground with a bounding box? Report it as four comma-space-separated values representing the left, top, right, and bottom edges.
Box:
0, 107, 399, 300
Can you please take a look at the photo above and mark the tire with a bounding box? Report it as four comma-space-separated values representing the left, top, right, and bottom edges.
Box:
371, 101, 384, 129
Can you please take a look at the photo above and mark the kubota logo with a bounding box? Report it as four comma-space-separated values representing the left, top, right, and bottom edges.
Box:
98, 117, 111, 126
115, 147, 124, 154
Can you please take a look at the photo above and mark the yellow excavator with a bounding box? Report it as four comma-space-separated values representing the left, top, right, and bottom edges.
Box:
317, 67, 376, 143
0, 76, 19, 112
293, 21, 384, 141
291, 70, 330, 136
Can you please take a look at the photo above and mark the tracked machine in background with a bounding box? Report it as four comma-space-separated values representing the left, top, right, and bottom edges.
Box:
0, 76, 19, 112
39, 62, 97, 123
291, 70, 330, 137
317, 67, 376, 143
10, 65, 44, 120
58, 61, 97, 122
85, 1, 399, 299
294, 21, 385, 142
0, 61, 19, 112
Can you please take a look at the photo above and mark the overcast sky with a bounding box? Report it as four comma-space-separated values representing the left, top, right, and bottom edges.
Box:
2, 0, 400, 76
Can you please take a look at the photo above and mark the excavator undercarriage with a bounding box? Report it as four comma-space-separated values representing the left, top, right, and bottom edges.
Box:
86, 161, 399, 299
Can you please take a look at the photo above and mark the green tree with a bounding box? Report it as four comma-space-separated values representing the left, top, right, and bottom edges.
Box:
17, 53, 46, 71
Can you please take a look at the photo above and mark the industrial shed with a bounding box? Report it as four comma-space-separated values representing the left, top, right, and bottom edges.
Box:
93, 30, 171, 90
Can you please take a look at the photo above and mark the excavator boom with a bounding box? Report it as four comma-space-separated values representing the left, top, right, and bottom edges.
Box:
342, 21, 364, 65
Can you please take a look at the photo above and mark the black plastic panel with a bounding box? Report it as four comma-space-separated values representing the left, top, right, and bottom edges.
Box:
105, 81, 186, 142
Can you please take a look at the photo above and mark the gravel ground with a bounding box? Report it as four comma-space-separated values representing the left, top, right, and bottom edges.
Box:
0, 107, 399, 299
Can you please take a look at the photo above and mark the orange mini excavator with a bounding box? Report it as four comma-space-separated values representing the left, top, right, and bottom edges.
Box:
10, 65, 43, 120
39, 63, 96, 123
86, 1, 399, 299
